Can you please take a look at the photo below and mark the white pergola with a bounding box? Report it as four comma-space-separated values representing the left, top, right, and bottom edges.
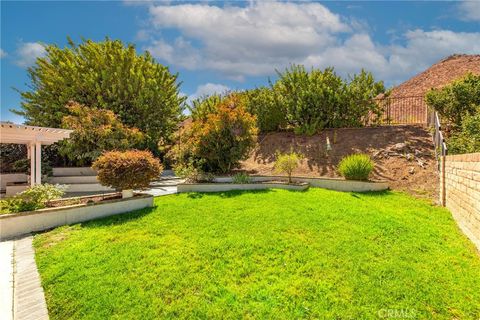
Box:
0, 122, 73, 186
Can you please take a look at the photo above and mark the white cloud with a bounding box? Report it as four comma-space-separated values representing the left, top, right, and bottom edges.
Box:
187, 83, 230, 104
146, 37, 201, 69
135, 29, 151, 41
141, 2, 480, 86
459, 0, 480, 21
0, 49, 6, 58
15, 42, 46, 68
194, 83, 230, 97
146, 2, 349, 78
385, 30, 480, 83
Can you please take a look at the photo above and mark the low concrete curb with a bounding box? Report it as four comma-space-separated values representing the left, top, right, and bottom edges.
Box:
0, 194, 154, 241
178, 182, 309, 193
213, 175, 389, 193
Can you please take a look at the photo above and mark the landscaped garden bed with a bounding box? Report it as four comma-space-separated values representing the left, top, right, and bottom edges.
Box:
34, 189, 480, 319
177, 180, 309, 193
210, 175, 388, 192
0, 193, 153, 240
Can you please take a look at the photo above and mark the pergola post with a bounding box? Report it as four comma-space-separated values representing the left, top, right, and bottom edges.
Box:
29, 143, 35, 187
35, 142, 42, 185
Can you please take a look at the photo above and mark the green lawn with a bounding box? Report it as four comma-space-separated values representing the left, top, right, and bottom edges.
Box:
34, 189, 480, 319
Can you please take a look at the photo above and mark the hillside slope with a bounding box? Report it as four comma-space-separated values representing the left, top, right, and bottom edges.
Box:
240, 126, 438, 199
391, 54, 480, 97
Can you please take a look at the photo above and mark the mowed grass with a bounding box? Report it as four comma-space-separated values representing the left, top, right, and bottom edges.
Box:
34, 189, 480, 319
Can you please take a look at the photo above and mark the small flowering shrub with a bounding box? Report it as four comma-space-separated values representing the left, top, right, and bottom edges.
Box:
232, 172, 251, 184
92, 150, 162, 190
174, 162, 214, 183
338, 154, 374, 181
169, 94, 258, 174
274, 151, 301, 183
0, 184, 65, 214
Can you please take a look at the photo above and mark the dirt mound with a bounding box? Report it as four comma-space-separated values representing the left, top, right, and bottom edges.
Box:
391, 54, 480, 98
240, 126, 438, 200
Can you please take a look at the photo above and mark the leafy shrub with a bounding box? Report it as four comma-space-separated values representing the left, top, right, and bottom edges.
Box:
189, 94, 224, 122
426, 73, 480, 129
243, 87, 286, 132
0, 144, 27, 172
232, 172, 251, 184
12, 158, 53, 177
61, 101, 144, 165
426, 74, 480, 154
338, 154, 374, 181
273, 65, 384, 134
92, 150, 162, 190
171, 94, 258, 174
448, 111, 480, 154
174, 162, 214, 183
0, 184, 65, 214
274, 151, 301, 183
342, 70, 386, 127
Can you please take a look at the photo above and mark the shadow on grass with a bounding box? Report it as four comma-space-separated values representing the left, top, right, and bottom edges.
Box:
185, 188, 312, 199
78, 206, 158, 229
186, 189, 273, 199
46, 189, 396, 233
348, 190, 394, 199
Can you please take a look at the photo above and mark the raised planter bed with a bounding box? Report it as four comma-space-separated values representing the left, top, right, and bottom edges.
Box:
177, 181, 309, 193
0, 193, 154, 241
213, 175, 389, 192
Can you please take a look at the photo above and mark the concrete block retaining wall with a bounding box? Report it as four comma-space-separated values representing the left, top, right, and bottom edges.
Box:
440, 153, 480, 250
0, 195, 154, 241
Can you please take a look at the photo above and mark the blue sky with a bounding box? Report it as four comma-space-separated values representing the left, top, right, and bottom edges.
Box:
1, 1, 479, 123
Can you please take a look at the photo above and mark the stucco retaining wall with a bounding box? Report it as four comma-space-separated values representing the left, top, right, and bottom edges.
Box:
440, 153, 480, 250
0, 194, 154, 240
213, 176, 388, 192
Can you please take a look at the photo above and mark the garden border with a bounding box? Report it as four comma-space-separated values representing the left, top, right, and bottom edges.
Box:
0, 194, 154, 241
178, 181, 309, 193
212, 175, 389, 192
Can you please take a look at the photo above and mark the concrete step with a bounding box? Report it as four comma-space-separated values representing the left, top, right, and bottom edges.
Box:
52, 167, 96, 177
150, 178, 184, 187
49, 176, 99, 184
63, 183, 113, 192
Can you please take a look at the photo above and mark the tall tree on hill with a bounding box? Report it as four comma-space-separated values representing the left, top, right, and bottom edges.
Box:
13, 38, 185, 155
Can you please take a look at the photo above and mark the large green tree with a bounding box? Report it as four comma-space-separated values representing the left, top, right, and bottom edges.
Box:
14, 38, 185, 154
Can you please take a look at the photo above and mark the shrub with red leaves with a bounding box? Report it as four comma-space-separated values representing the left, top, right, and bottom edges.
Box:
92, 150, 162, 190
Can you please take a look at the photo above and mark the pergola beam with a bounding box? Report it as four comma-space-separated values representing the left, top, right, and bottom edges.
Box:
1, 122, 72, 187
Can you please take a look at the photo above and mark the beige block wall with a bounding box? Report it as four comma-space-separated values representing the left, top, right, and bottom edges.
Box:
442, 153, 480, 250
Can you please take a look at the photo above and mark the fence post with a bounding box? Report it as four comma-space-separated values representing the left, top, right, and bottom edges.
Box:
440, 155, 446, 207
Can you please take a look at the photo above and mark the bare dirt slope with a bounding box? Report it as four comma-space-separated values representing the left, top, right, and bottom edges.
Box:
240, 126, 438, 199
